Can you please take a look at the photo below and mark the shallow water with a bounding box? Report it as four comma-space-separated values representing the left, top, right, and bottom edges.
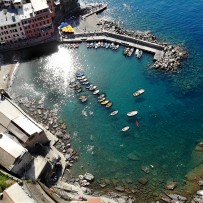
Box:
8, 0, 203, 195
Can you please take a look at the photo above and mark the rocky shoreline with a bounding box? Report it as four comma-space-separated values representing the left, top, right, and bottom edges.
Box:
101, 19, 187, 71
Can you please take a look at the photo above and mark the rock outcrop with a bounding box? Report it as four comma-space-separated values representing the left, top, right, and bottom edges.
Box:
60, 0, 81, 16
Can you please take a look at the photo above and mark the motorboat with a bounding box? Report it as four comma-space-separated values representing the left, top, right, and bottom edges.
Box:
80, 78, 87, 82
98, 97, 105, 102
86, 43, 90, 48
101, 100, 109, 105
133, 89, 145, 96
110, 110, 118, 116
127, 111, 138, 117
77, 75, 85, 80
135, 48, 139, 57
124, 47, 130, 55
127, 47, 134, 56
115, 44, 120, 50
137, 50, 143, 58
98, 94, 105, 99
122, 126, 130, 132
86, 84, 91, 89
75, 88, 82, 93
106, 102, 113, 108
69, 81, 77, 88
93, 90, 99, 95
74, 85, 81, 90
100, 41, 104, 47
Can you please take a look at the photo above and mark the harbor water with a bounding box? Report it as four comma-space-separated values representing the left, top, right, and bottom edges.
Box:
7, 0, 203, 195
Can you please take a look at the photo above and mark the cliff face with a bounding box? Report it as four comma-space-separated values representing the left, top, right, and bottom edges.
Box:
60, 0, 81, 16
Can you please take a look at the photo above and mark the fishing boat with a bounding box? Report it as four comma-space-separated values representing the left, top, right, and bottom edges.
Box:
133, 89, 145, 96
122, 126, 130, 132
127, 111, 138, 117
106, 102, 113, 108
98, 97, 106, 102
101, 100, 109, 105
93, 89, 99, 95
98, 94, 105, 99
110, 110, 118, 116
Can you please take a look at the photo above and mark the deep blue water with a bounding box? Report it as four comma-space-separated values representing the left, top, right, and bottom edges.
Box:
8, 0, 203, 194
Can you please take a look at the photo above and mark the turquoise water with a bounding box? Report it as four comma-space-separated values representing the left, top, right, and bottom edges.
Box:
7, 0, 203, 194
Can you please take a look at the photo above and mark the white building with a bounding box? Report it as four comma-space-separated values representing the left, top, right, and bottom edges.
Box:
0, 98, 49, 149
0, 133, 33, 176
2, 183, 35, 203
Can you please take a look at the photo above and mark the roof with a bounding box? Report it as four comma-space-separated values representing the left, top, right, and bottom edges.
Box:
31, 0, 48, 12
13, 116, 42, 136
18, 3, 34, 20
4, 183, 34, 203
0, 133, 27, 159
0, 8, 21, 26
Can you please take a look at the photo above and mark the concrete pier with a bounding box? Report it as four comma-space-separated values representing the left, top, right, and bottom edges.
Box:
61, 31, 165, 61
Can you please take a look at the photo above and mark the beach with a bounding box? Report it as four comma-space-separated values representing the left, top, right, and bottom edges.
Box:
0, 63, 17, 91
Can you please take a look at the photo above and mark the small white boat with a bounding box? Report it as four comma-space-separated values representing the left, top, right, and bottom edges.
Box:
93, 90, 99, 95
122, 126, 130, 132
137, 50, 143, 58
133, 89, 145, 97
127, 111, 138, 117
89, 85, 97, 91
98, 97, 105, 102
110, 110, 118, 116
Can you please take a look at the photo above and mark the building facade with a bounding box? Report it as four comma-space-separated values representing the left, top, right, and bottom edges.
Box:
0, 0, 55, 44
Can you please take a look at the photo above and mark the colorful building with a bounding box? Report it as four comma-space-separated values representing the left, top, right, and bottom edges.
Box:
0, 0, 55, 44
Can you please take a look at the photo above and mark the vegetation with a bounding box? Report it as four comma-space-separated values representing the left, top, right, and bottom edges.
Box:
0, 172, 10, 192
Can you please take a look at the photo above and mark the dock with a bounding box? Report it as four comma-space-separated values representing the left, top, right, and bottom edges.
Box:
61, 31, 165, 61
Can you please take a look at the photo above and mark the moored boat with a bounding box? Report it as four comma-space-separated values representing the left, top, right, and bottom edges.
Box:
133, 89, 145, 96
98, 94, 105, 99
127, 111, 138, 117
106, 102, 113, 108
137, 50, 143, 58
89, 85, 97, 91
75, 42, 79, 48
124, 47, 130, 55
101, 100, 109, 105
110, 110, 118, 116
93, 89, 99, 95
98, 97, 106, 102
122, 126, 130, 132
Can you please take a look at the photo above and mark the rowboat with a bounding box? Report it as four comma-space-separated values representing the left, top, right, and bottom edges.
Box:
110, 110, 118, 116
106, 102, 113, 108
79, 96, 87, 103
89, 85, 97, 91
122, 126, 130, 132
101, 100, 109, 105
93, 90, 99, 95
98, 94, 105, 99
127, 111, 138, 117
98, 97, 105, 102
133, 89, 145, 96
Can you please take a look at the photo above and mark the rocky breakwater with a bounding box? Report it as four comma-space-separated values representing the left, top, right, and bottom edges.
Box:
15, 97, 79, 170
102, 20, 187, 71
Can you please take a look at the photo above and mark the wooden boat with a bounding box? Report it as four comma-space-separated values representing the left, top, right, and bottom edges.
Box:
127, 111, 138, 117
133, 89, 145, 96
98, 94, 105, 99
110, 110, 118, 116
98, 97, 105, 102
106, 102, 113, 108
101, 100, 109, 105
122, 126, 130, 132
75, 42, 79, 48
93, 90, 99, 95
124, 47, 130, 55
79, 95, 87, 100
